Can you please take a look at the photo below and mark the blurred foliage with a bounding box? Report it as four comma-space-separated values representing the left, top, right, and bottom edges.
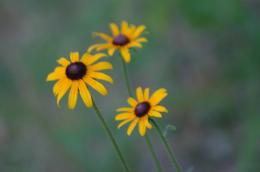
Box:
0, 0, 259, 172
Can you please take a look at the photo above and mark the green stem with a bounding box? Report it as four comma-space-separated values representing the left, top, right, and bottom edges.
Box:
92, 100, 130, 172
121, 58, 133, 97
145, 134, 163, 172
151, 119, 182, 172
120, 58, 162, 172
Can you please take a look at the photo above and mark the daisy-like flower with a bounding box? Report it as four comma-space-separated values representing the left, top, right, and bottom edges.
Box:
115, 87, 168, 136
46, 52, 113, 109
88, 21, 147, 63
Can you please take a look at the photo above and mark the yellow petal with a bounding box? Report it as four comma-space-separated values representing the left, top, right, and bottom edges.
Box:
70, 52, 79, 62
117, 118, 133, 129
56, 79, 71, 106
115, 113, 134, 120
153, 105, 168, 113
88, 44, 105, 52
108, 48, 116, 56
53, 77, 67, 96
144, 88, 150, 100
110, 23, 120, 36
136, 87, 144, 102
127, 118, 138, 136
89, 62, 113, 71
127, 97, 137, 107
78, 80, 93, 108
121, 20, 128, 34
149, 111, 162, 118
81, 53, 106, 65
120, 48, 131, 63
57, 57, 70, 67
68, 81, 79, 109
128, 41, 143, 48
135, 37, 148, 43
138, 118, 146, 136
96, 44, 113, 51
133, 25, 146, 38
90, 72, 113, 83
93, 32, 112, 42
116, 107, 132, 112
149, 88, 168, 105
46, 67, 65, 81
146, 119, 153, 129
84, 77, 108, 96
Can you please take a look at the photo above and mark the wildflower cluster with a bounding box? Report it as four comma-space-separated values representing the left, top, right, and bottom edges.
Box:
46, 21, 182, 172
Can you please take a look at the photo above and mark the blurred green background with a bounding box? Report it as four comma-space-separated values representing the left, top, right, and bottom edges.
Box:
0, 0, 259, 171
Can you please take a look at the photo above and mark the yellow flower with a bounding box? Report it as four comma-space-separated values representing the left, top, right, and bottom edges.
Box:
115, 87, 168, 136
46, 52, 113, 109
88, 21, 147, 63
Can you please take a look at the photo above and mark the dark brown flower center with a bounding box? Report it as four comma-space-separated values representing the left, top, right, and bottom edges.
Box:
66, 62, 87, 80
135, 102, 151, 117
112, 34, 130, 46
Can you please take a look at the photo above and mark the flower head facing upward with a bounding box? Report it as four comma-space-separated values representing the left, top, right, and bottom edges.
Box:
46, 52, 113, 109
115, 87, 168, 136
88, 21, 147, 63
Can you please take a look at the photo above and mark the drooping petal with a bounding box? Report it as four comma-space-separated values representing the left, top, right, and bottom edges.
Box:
68, 81, 79, 109
110, 23, 120, 36
56, 79, 72, 106
136, 87, 144, 102
70, 52, 79, 62
89, 62, 113, 72
127, 118, 138, 136
88, 44, 108, 52
108, 48, 116, 56
84, 77, 108, 96
146, 119, 153, 129
90, 72, 113, 83
78, 80, 93, 108
149, 88, 168, 105
138, 118, 147, 136
120, 48, 131, 63
96, 44, 113, 51
152, 105, 168, 113
57, 57, 70, 67
127, 97, 137, 107
93, 32, 112, 42
52, 77, 67, 95
117, 118, 133, 128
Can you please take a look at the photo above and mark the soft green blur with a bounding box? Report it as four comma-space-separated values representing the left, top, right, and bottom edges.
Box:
0, 0, 259, 172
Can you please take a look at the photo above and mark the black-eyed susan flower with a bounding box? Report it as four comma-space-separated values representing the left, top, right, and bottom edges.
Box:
88, 21, 147, 63
115, 87, 168, 136
46, 52, 113, 109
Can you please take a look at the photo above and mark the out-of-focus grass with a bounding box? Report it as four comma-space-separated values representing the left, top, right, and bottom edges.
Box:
0, 0, 259, 171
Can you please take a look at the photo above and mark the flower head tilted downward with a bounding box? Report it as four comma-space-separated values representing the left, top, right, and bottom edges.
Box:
46, 52, 113, 109
115, 87, 168, 136
88, 21, 147, 63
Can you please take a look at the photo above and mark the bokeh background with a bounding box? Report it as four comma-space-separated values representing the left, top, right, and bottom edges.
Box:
0, 0, 259, 171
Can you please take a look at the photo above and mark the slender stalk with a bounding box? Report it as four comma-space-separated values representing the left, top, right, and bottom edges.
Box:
151, 119, 182, 172
121, 58, 133, 97
145, 134, 163, 172
92, 100, 130, 172
120, 58, 163, 172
